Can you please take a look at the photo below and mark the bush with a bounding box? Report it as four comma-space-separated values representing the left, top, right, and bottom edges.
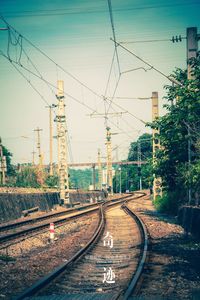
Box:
153, 191, 181, 215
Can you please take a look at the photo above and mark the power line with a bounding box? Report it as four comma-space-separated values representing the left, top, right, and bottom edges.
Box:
119, 37, 186, 44
104, 49, 116, 98
110, 38, 183, 87
0, 51, 51, 107
0, 16, 103, 101
1, 51, 97, 113
1, 17, 150, 130
1, 17, 147, 137
2, 1, 200, 18
107, 0, 120, 76
1, 48, 143, 140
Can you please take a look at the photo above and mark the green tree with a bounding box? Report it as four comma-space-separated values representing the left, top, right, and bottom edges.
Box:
69, 168, 94, 190
149, 55, 200, 212
15, 166, 40, 188
45, 175, 59, 188
1, 145, 16, 177
113, 133, 153, 193
128, 133, 152, 161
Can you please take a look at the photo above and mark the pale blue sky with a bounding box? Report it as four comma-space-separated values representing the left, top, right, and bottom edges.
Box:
0, 0, 200, 165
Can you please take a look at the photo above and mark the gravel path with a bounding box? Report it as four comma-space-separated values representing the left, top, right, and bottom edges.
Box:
128, 195, 200, 300
0, 212, 99, 299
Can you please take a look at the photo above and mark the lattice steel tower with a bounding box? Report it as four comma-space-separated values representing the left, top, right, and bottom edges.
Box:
56, 80, 70, 206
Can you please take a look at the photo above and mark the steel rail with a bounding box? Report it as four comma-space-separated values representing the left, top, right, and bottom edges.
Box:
13, 192, 146, 300
0, 201, 103, 232
0, 194, 134, 246
14, 202, 107, 300
117, 199, 148, 299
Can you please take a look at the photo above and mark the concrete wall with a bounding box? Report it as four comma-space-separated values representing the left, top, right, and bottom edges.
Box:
0, 191, 106, 223
178, 206, 200, 239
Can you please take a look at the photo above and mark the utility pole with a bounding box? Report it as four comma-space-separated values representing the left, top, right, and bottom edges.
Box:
55, 80, 70, 207
97, 149, 102, 190
46, 105, 53, 176
0, 138, 6, 185
34, 127, 44, 186
187, 27, 199, 80
92, 164, 96, 190
31, 150, 36, 165
186, 27, 199, 204
152, 92, 162, 199
106, 126, 113, 194
34, 128, 43, 167
137, 140, 142, 190
118, 167, 122, 194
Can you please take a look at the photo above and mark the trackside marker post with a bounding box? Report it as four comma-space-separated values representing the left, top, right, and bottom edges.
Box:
50, 223, 55, 242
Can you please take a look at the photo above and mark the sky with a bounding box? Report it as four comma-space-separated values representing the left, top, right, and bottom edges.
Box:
0, 0, 200, 166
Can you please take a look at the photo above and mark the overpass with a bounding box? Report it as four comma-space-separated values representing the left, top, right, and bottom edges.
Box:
68, 161, 146, 168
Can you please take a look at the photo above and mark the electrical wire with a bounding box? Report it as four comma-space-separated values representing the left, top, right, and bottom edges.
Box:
0, 16, 104, 101
119, 37, 186, 44
1, 51, 97, 113
1, 17, 148, 141
1, 52, 51, 107
2, 1, 200, 17
107, 0, 120, 76
1, 17, 148, 132
110, 38, 183, 86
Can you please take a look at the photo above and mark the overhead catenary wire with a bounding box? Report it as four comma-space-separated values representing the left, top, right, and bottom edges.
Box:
1, 16, 148, 131
0, 50, 75, 163
107, 0, 120, 76
0, 15, 103, 100
1, 16, 148, 143
1, 48, 144, 141
2, 48, 139, 141
110, 38, 183, 86
119, 37, 186, 44
2, 1, 200, 18
0, 51, 97, 113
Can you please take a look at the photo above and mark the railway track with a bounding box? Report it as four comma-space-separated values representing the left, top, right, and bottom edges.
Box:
0, 194, 134, 248
15, 192, 148, 300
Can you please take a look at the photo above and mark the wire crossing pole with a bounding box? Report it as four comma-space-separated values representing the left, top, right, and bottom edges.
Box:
106, 126, 113, 194
98, 149, 102, 190
152, 92, 162, 200
56, 80, 70, 207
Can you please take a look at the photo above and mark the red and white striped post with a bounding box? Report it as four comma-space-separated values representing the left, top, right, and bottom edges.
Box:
49, 223, 55, 242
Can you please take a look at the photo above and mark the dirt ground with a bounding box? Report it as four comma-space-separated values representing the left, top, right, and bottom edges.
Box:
128, 195, 200, 300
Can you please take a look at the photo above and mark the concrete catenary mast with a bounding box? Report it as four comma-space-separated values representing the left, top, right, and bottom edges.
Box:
152, 92, 162, 199
106, 126, 113, 194
98, 148, 102, 190
55, 80, 70, 206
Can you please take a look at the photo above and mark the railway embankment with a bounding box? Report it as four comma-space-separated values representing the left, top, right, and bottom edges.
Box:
0, 189, 106, 223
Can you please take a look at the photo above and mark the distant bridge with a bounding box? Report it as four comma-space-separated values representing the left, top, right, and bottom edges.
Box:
68, 161, 146, 168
